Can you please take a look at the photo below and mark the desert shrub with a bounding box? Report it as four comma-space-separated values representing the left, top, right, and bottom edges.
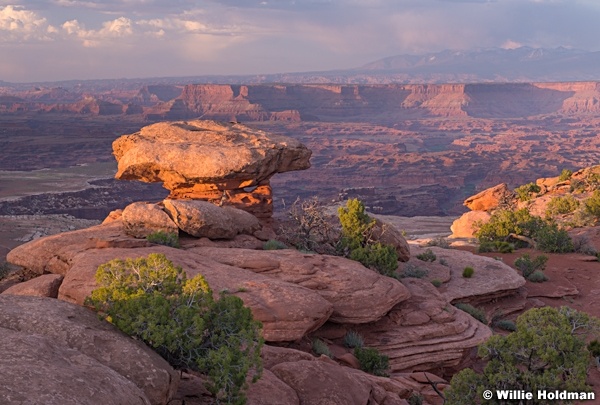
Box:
536, 222, 574, 253
476, 208, 573, 252
494, 319, 517, 332
559, 168, 573, 181
348, 243, 399, 277
398, 263, 428, 279
462, 266, 474, 278
445, 307, 599, 405
426, 237, 451, 249
312, 339, 333, 358
477, 240, 514, 253
0, 261, 10, 280
528, 270, 548, 283
343, 331, 364, 349
146, 230, 180, 248
572, 236, 597, 255
545, 195, 580, 217
475, 208, 544, 245
416, 248, 436, 262
439, 258, 448, 266
588, 340, 600, 357
584, 190, 600, 218
263, 239, 287, 250
85, 253, 263, 405
354, 347, 389, 377
338, 199, 399, 276
514, 253, 548, 279
408, 393, 424, 405
515, 182, 541, 202
454, 303, 487, 324
431, 279, 443, 287
279, 197, 338, 254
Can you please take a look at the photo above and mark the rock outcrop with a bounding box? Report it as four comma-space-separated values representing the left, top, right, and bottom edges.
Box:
0, 295, 178, 405
113, 120, 311, 218
463, 183, 512, 212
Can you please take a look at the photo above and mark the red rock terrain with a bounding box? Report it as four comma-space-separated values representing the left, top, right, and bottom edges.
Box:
1, 81, 600, 221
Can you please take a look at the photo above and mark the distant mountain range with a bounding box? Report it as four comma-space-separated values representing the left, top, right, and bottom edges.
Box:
1, 47, 600, 90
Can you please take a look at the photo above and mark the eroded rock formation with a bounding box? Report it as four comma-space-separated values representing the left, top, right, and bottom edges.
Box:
113, 120, 311, 218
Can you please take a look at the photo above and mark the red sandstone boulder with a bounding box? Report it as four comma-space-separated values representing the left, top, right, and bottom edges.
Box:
464, 183, 512, 212
2, 274, 63, 298
0, 295, 179, 405
122, 202, 178, 238
450, 211, 491, 238
164, 199, 260, 239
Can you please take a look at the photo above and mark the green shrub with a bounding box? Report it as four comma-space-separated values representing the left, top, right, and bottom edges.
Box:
585, 190, 600, 218
546, 195, 580, 217
426, 237, 451, 249
454, 303, 487, 324
312, 339, 333, 358
0, 261, 10, 280
408, 393, 424, 405
475, 208, 545, 245
514, 253, 548, 279
528, 270, 548, 283
338, 199, 399, 276
146, 230, 180, 248
515, 182, 541, 202
416, 248, 436, 262
587, 340, 600, 357
263, 239, 287, 250
398, 263, 428, 279
559, 169, 573, 182
477, 240, 514, 253
343, 331, 364, 349
354, 347, 389, 377
431, 279, 443, 287
536, 223, 574, 253
85, 253, 263, 405
462, 266, 474, 278
494, 319, 517, 332
445, 307, 599, 405
348, 243, 399, 277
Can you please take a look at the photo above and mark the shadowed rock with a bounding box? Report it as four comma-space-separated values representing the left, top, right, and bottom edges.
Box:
0, 295, 179, 405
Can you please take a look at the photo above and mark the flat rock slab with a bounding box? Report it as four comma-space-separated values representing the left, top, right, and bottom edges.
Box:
57, 246, 333, 342
408, 245, 526, 304
191, 247, 411, 324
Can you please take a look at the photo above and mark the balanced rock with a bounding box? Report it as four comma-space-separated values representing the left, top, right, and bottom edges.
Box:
464, 183, 512, 212
113, 120, 311, 218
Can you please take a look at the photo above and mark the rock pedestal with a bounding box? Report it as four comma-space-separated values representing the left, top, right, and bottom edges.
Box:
113, 120, 311, 218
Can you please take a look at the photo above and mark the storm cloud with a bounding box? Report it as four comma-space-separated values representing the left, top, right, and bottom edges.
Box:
0, 0, 598, 81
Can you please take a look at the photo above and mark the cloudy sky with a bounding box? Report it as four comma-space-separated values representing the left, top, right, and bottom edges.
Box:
1, 0, 598, 82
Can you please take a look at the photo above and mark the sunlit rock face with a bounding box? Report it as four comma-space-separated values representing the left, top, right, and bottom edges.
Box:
113, 120, 311, 218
